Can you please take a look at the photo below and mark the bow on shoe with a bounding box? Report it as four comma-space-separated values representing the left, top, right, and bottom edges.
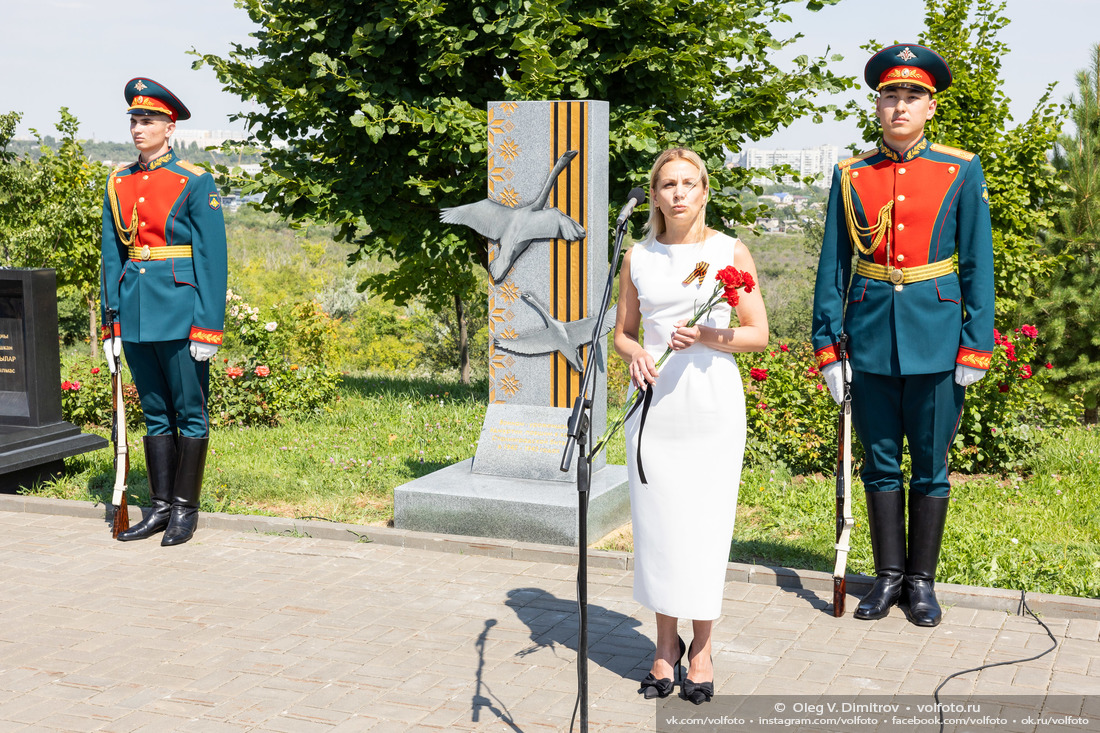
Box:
681, 678, 714, 705
639, 673, 675, 699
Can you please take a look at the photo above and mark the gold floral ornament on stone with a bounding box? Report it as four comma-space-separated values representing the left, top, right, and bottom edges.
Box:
682, 261, 709, 286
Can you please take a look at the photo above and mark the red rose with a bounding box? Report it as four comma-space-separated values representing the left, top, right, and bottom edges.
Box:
998, 383, 1009, 393
993, 328, 1002, 344
1020, 324, 1038, 339
227, 366, 244, 379
71, 381, 81, 391
750, 367, 768, 382
1046, 362, 1053, 369
1004, 342, 1017, 362
780, 344, 789, 352
61, 380, 72, 390
90, 367, 100, 375
1020, 365, 1033, 379
254, 365, 271, 377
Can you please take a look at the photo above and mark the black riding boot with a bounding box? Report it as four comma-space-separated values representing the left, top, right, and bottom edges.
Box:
117, 434, 177, 541
161, 436, 208, 547
854, 490, 906, 620
904, 490, 950, 627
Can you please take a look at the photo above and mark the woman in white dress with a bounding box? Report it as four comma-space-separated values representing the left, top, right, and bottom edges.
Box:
613, 148, 768, 703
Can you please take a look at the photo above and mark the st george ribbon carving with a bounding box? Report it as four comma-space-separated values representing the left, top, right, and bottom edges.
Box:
495, 292, 618, 373
440, 150, 588, 284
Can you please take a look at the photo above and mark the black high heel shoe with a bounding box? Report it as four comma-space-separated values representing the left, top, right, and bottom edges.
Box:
681, 642, 714, 705
640, 635, 686, 699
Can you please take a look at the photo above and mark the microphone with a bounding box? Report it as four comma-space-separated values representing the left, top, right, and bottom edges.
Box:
615, 187, 646, 229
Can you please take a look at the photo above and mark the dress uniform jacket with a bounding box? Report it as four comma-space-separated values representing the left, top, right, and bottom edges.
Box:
811, 136, 994, 376
100, 148, 227, 346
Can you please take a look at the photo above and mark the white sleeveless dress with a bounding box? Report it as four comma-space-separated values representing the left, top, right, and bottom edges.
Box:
626, 231, 747, 621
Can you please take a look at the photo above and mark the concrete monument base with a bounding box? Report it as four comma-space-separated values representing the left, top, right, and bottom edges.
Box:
394, 459, 629, 546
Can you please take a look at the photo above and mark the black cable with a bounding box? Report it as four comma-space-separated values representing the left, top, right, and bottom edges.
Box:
933, 590, 1058, 733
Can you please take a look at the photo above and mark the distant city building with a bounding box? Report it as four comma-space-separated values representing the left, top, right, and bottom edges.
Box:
736, 145, 843, 188
172, 129, 249, 150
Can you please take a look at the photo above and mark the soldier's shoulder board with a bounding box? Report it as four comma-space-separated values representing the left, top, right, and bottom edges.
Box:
177, 160, 209, 177
838, 149, 877, 169
111, 162, 137, 175
930, 143, 976, 161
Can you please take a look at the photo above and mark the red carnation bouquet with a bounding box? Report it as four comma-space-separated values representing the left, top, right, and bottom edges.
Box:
592, 265, 755, 458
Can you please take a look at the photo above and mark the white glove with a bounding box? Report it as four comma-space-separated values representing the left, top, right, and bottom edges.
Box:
190, 342, 219, 361
103, 337, 122, 374
822, 360, 852, 405
955, 365, 986, 387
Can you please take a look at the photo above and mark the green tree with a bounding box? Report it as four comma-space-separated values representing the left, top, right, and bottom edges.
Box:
849, 0, 1065, 327
1036, 44, 1100, 422
0, 109, 109, 354
195, 0, 853, 383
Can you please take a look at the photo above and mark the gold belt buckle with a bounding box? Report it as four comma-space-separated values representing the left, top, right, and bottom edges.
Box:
889, 267, 904, 285
140, 245, 151, 261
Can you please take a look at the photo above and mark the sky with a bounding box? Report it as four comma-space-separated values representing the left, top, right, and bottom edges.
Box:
1, 0, 1096, 149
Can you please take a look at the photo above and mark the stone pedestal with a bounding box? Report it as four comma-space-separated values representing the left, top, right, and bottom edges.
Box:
0, 269, 107, 492
394, 101, 629, 545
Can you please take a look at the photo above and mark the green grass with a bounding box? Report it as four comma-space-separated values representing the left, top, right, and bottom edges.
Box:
29, 372, 1098, 598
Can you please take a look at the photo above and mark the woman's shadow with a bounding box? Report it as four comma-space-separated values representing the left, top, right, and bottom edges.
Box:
471, 587, 655, 728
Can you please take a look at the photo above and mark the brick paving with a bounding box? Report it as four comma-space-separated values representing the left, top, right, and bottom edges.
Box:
0, 507, 1098, 732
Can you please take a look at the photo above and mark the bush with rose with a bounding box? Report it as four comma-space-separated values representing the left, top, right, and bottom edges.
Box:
732, 324, 1079, 476
952, 324, 1079, 473
59, 360, 143, 431
207, 291, 342, 427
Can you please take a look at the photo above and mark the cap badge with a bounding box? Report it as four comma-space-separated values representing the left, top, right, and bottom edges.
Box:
133, 80, 148, 92
896, 47, 917, 62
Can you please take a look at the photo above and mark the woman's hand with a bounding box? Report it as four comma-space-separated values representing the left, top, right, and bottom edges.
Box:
630, 349, 660, 390
668, 320, 702, 351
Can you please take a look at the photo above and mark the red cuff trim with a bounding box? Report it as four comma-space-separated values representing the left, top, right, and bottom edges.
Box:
815, 345, 839, 369
189, 327, 223, 345
101, 323, 120, 339
957, 347, 991, 370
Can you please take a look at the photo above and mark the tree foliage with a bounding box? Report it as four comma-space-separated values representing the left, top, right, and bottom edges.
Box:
848, 0, 1065, 327
194, 0, 853, 325
1035, 45, 1100, 421
0, 109, 108, 353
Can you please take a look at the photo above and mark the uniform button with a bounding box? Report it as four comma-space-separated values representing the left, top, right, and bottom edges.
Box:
897, 223, 905, 231
138, 197, 145, 203
897, 254, 905, 262
897, 194, 906, 202
116, 178, 122, 184
895, 284, 904, 292
140, 221, 146, 227
139, 268, 146, 274
180, 178, 186, 184
898, 167, 907, 175
852, 171, 859, 178
143, 175, 149, 180
949, 166, 956, 174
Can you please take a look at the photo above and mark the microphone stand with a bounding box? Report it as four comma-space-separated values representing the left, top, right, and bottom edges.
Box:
559, 206, 632, 733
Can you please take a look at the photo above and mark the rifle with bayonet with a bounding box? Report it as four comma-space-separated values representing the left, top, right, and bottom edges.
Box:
106, 308, 130, 538
832, 332, 854, 616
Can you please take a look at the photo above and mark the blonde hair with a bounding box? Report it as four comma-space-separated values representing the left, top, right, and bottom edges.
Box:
645, 147, 710, 238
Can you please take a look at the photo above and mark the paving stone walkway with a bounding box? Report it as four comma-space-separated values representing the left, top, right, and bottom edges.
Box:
0, 509, 1098, 732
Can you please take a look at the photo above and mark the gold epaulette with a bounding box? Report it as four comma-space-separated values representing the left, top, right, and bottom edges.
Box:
930, 143, 975, 161
838, 149, 877, 169
177, 160, 208, 176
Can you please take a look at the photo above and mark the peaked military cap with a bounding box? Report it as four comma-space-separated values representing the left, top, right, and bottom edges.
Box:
864, 43, 952, 94
125, 77, 191, 121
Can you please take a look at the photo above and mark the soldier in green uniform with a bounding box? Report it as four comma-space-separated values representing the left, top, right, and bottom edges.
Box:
100, 78, 228, 546
812, 45, 994, 626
